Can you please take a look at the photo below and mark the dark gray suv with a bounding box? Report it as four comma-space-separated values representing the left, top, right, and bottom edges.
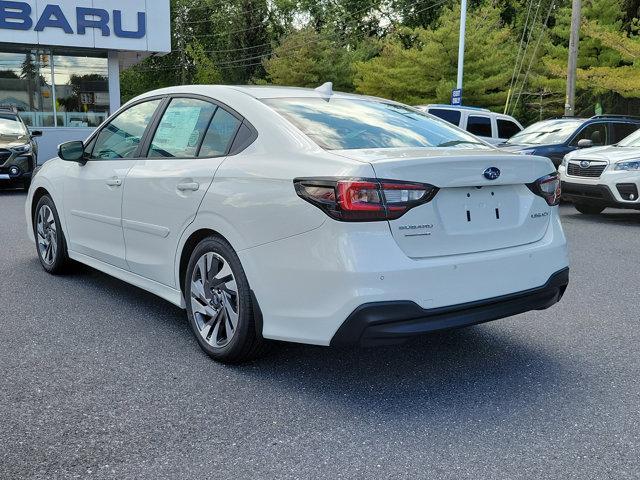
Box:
0, 107, 42, 191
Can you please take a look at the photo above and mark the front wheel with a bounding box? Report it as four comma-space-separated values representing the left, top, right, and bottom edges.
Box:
185, 237, 266, 363
34, 195, 70, 274
574, 203, 605, 215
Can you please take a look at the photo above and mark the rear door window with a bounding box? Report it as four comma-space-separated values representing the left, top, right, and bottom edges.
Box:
467, 115, 493, 137
611, 122, 639, 143
148, 98, 217, 158
497, 119, 522, 139
427, 108, 462, 126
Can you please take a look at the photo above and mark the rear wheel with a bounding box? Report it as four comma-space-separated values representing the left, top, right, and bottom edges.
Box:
185, 236, 266, 363
574, 203, 605, 215
34, 195, 69, 274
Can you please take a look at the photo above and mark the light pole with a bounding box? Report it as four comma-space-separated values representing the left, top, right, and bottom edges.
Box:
565, 0, 581, 116
456, 0, 468, 91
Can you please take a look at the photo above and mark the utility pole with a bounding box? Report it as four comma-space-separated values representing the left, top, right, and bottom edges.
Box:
456, 0, 468, 91
565, 0, 581, 117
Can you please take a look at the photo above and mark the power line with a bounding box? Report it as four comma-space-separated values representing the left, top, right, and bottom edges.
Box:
511, 0, 556, 115
505, 0, 535, 113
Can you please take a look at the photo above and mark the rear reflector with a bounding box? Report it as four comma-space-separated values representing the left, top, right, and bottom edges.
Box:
294, 178, 438, 221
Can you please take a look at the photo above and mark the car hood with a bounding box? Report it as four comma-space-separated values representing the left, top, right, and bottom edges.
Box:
0, 133, 30, 148
567, 145, 640, 164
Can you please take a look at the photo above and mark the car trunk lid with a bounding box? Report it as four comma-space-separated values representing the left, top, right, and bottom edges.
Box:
333, 148, 556, 258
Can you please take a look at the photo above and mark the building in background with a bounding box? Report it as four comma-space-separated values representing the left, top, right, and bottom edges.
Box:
0, 0, 171, 161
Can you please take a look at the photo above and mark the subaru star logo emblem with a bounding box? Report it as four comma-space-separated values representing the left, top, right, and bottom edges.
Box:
483, 167, 501, 180
580, 160, 591, 169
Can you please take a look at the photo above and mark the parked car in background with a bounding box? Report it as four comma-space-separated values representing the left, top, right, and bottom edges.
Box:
499, 115, 640, 168
414, 104, 523, 145
559, 128, 640, 214
26, 84, 569, 363
0, 107, 42, 191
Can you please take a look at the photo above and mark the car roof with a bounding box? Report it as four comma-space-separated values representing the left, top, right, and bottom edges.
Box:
135, 84, 396, 103
422, 104, 491, 113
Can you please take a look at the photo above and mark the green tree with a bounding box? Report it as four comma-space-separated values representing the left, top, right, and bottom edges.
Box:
263, 28, 377, 91
354, 3, 517, 108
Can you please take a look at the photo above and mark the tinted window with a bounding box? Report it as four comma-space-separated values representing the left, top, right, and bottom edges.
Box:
91, 100, 161, 160
199, 108, 241, 157
228, 122, 256, 155
571, 123, 608, 146
428, 108, 461, 126
466, 116, 492, 137
263, 98, 488, 150
149, 98, 216, 158
506, 119, 584, 145
497, 119, 522, 139
611, 122, 639, 144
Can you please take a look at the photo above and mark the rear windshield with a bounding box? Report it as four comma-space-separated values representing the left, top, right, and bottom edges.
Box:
262, 97, 489, 150
505, 119, 584, 146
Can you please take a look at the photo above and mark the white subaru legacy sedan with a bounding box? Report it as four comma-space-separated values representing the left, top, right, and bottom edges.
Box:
25, 85, 569, 363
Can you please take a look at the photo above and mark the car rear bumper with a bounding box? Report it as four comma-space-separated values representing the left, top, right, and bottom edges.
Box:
240, 210, 569, 346
331, 268, 569, 347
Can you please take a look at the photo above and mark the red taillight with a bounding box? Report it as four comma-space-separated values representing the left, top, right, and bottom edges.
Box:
528, 173, 561, 206
294, 178, 438, 221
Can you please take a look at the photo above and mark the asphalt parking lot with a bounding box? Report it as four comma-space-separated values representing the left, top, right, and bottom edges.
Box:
1, 189, 639, 480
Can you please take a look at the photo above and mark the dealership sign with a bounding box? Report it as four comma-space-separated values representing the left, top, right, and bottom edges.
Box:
0, 0, 170, 52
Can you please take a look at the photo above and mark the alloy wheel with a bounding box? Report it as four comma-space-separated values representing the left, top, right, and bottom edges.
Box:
36, 205, 57, 266
190, 252, 240, 348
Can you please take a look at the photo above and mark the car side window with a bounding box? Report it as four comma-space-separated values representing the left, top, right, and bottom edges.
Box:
428, 109, 461, 126
611, 122, 639, 143
467, 115, 492, 137
199, 108, 241, 158
148, 98, 217, 158
571, 123, 608, 146
90, 100, 162, 160
497, 119, 521, 139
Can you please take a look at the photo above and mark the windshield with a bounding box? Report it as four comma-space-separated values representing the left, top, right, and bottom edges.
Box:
262, 97, 489, 150
0, 114, 27, 136
617, 128, 640, 147
506, 119, 584, 145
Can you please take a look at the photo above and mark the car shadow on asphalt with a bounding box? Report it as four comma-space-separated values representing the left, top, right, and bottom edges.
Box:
230, 325, 569, 416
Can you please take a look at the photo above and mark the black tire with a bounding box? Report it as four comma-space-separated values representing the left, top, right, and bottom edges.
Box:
184, 236, 267, 363
34, 195, 70, 274
574, 203, 605, 215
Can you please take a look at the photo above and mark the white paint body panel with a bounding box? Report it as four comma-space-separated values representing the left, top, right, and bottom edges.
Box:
62, 159, 136, 269
26, 85, 569, 347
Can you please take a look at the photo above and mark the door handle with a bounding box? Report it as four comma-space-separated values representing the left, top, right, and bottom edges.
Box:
106, 177, 122, 187
177, 182, 200, 192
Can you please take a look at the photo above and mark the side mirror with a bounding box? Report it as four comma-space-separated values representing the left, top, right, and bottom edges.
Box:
58, 141, 86, 163
577, 139, 593, 149
30, 130, 43, 137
